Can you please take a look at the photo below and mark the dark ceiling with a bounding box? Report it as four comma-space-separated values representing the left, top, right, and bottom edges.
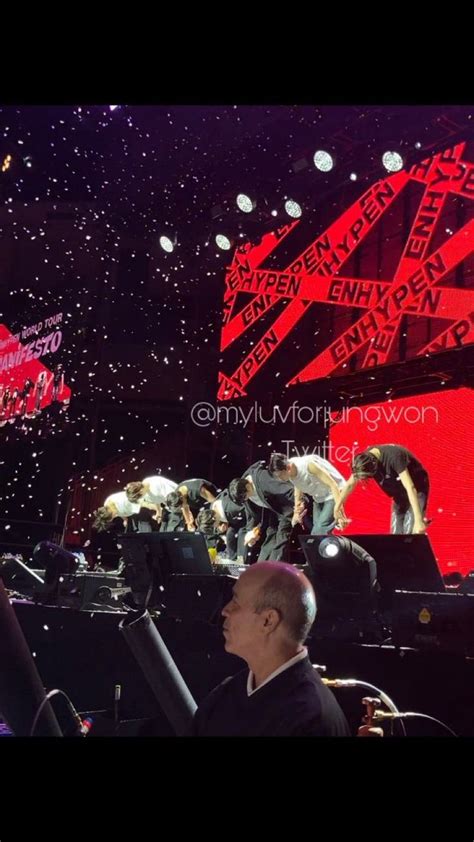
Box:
2, 104, 473, 243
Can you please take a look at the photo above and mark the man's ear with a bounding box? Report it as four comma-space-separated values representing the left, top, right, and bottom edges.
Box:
263, 608, 281, 633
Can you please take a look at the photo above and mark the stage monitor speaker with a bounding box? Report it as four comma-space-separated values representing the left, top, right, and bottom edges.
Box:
299, 533, 444, 619
337, 534, 444, 594
119, 532, 214, 609
347, 535, 446, 593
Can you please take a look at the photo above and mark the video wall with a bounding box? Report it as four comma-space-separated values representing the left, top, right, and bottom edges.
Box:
329, 387, 474, 576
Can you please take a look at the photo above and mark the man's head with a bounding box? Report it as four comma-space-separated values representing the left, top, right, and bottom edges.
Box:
196, 508, 215, 536
92, 507, 114, 532
228, 478, 251, 505
199, 481, 218, 502
166, 490, 184, 510
268, 452, 293, 482
352, 451, 378, 480
222, 562, 316, 663
125, 481, 145, 503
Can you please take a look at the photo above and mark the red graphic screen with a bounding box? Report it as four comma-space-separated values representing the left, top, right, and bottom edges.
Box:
0, 321, 71, 426
219, 143, 474, 400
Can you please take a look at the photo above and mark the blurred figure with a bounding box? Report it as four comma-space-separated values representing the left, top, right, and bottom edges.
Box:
34, 371, 47, 413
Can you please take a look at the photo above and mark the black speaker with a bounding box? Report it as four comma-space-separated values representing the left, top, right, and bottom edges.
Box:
340, 534, 445, 594
119, 532, 214, 608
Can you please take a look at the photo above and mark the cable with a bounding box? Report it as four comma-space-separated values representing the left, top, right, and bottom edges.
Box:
83, 602, 125, 613
322, 678, 398, 713
30, 688, 84, 737
320, 676, 406, 737
373, 710, 457, 737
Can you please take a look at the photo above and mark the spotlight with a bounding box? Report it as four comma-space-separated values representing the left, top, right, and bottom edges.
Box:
109, 105, 120, 111
284, 199, 302, 218
1, 154, 12, 173
215, 234, 233, 251
349, 172, 358, 181
382, 151, 404, 172
319, 537, 341, 558
236, 193, 256, 213
159, 235, 175, 253
300, 534, 378, 626
313, 150, 334, 172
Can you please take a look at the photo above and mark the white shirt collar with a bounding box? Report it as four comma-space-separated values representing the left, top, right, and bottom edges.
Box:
246, 647, 307, 696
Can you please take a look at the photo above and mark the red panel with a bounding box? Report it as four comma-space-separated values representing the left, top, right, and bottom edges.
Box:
0, 323, 72, 423
328, 387, 474, 576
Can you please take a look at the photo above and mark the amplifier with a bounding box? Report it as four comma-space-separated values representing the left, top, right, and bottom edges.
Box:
391, 590, 474, 655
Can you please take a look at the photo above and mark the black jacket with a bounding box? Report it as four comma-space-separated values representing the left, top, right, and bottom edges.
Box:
241, 461, 294, 529
191, 656, 351, 737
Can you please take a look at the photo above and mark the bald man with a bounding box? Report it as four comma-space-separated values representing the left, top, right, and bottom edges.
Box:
191, 562, 350, 736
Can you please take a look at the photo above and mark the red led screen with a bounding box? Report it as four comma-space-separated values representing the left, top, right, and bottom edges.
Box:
328, 387, 474, 576
219, 143, 474, 400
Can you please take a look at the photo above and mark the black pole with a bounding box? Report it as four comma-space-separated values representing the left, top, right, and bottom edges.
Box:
0, 580, 62, 736
119, 610, 197, 736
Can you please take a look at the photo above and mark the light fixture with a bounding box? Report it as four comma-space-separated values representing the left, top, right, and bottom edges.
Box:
215, 234, 233, 251
284, 199, 302, 218
319, 537, 341, 558
301, 535, 378, 625
236, 193, 256, 213
313, 150, 334, 172
159, 235, 175, 253
382, 151, 404, 172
